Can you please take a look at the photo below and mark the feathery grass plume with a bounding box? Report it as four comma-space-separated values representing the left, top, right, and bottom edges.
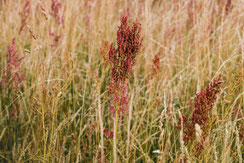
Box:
176, 74, 223, 155
0, 39, 25, 117
19, 0, 30, 34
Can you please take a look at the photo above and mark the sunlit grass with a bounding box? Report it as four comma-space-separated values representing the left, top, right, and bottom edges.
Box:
0, 0, 243, 162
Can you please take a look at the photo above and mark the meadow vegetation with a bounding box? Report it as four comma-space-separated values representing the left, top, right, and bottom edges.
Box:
0, 0, 243, 162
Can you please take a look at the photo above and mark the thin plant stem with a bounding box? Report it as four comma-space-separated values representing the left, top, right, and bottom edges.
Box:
113, 110, 118, 163
98, 86, 104, 163
126, 93, 133, 162
41, 103, 46, 162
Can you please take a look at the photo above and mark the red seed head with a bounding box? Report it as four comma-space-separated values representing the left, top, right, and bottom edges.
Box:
108, 16, 143, 117
176, 75, 223, 154
109, 16, 143, 84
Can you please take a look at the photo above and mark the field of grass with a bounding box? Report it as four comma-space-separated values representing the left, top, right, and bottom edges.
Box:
0, 0, 243, 162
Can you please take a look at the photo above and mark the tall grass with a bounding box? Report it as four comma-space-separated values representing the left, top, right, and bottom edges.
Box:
0, 0, 243, 162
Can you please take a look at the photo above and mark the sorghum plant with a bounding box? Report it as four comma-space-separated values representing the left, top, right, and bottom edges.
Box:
176, 74, 223, 155
0, 39, 25, 117
108, 16, 142, 116
107, 16, 142, 161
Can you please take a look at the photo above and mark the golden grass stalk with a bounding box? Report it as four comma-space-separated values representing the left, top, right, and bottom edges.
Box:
97, 85, 104, 163
126, 93, 134, 162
